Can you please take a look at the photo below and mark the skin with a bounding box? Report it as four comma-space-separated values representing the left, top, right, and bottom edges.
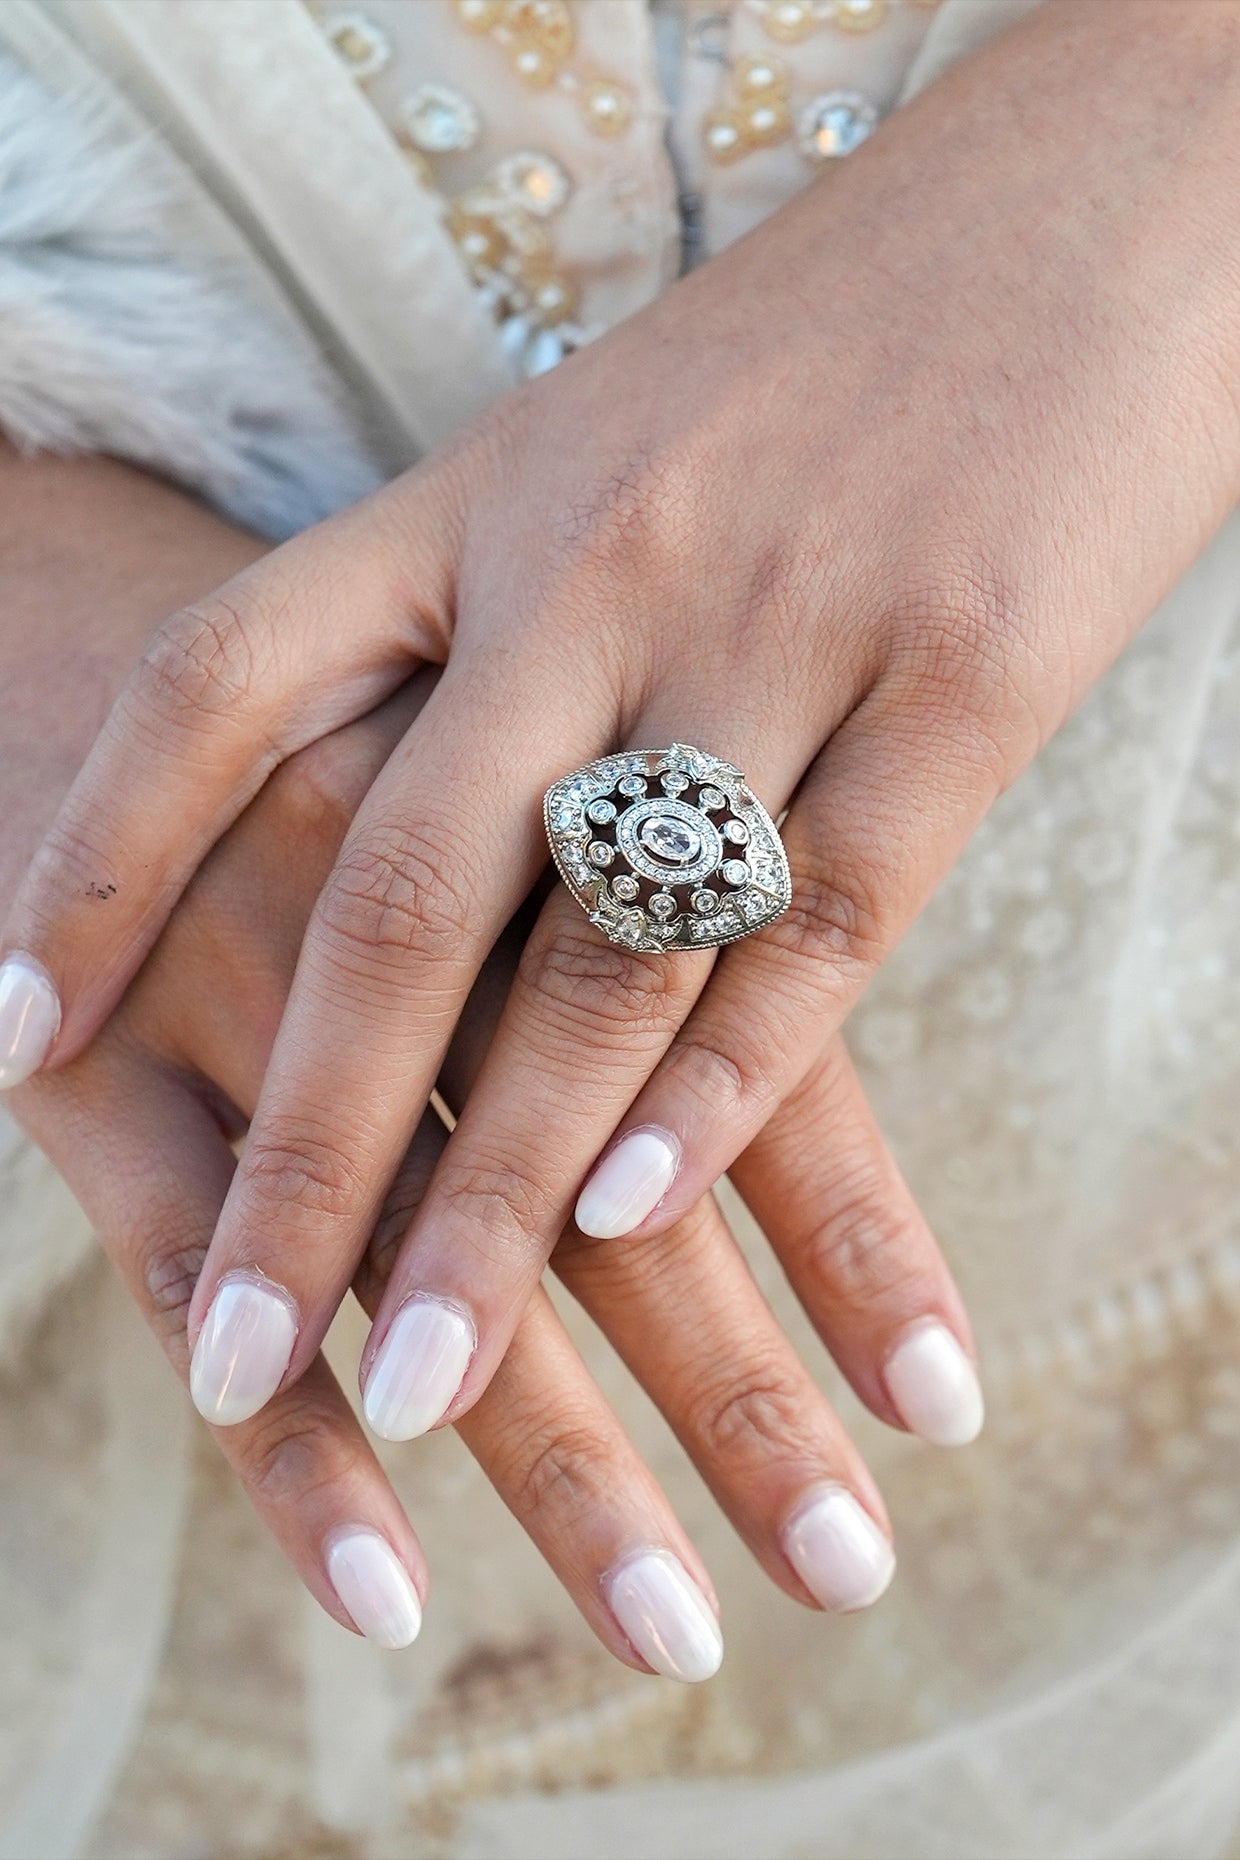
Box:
1, 445, 951, 1662
8, 4, 1240, 1495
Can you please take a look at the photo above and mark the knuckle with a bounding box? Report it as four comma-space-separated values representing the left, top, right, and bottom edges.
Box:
242, 1400, 349, 1510
658, 1027, 781, 1128
507, 1422, 610, 1526
688, 1360, 811, 1465
804, 1176, 927, 1311
771, 860, 889, 986
552, 441, 701, 585
142, 1235, 207, 1349
431, 1153, 554, 1267
244, 1118, 370, 1221
517, 919, 686, 1046
133, 595, 262, 727
319, 822, 476, 969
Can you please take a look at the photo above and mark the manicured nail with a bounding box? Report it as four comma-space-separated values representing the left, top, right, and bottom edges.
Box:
362, 1296, 474, 1442
575, 1128, 679, 1240
189, 1275, 297, 1426
884, 1320, 985, 1447
782, 1486, 895, 1613
326, 1529, 422, 1650
605, 1550, 723, 1683
0, 954, 61, 1090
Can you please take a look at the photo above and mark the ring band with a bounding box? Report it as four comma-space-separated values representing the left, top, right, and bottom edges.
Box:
544, 744, 792, 952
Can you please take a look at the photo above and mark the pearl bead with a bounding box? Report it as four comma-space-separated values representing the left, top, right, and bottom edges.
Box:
446, 205, 506, 270
509, 42, 559, 88
580, 79, 635, 138
703, 109, 748, 164
733, 56, 789, 100
528, 271, 579, 324
452, 0, 502, 29
742, 98, 790, 147
831, 0, 889, 30
760, 0, 818, 44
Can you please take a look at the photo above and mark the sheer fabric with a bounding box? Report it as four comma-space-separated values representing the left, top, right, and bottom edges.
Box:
1, 3, 1239, 1856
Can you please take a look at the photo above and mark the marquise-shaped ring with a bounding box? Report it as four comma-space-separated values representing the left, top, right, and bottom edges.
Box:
544, 744, 792, 953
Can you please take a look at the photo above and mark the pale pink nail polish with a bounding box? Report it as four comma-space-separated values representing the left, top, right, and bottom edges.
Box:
604, 1550, 723, 1683
189, 1275, 297, 1426
575, 1129, 680, 1240
326, 1529, 422, 1650
362, 1296, 474, 1442
0, 954, 60, 1090
782, 1486, 895, 1613
884, 1320, 985, 1447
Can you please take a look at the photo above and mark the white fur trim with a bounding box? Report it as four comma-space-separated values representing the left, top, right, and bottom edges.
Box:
0, 52, 382, 537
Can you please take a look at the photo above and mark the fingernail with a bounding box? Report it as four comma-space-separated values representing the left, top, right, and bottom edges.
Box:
326, 1529, 423, 1650
605, 1550, 723, 1683
884, 1320, 985, 1447
189, 1274, 297, 1426
575, 1128, 680, 1240
362, 1296, 474, 1442
782, 1486, 895, 1613
0, 954, 61, 1090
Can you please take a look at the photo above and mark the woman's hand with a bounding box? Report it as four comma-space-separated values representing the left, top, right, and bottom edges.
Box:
12, 1, 1239, 1455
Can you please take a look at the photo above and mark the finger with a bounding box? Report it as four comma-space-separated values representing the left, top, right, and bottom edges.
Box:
358, 879, 711, 1441
185, 664, 610, 1427
456, 1289, 725, 1683
554, 1191, 897, 1616
16, 1050, 427, 1651
729, 1037, 982, 1446
570, 683, 994, 1365
0, 474, 462, 1081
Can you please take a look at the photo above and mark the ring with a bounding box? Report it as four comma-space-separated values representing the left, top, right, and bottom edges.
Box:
544, 743, 792, 952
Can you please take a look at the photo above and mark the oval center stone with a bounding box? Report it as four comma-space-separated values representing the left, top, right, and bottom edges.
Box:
639, 814, 703, 866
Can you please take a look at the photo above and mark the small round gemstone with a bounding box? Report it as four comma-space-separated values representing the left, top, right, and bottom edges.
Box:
494, 150, 572, 216
611, 873, 639, 902
699, 787, 727, 812
692, 889, 721, 915
660, 772, 689, 796
587, 798, 617, 825
649, 892, 677, 919
404, 84, 481, 154
580, 79, 634, 138
618, 775, 647, 797
588, 841, 615, 867
797, 91, 878, 162
639, 815, 704, 865
324, 11, 392, 78
724, 820, 750, 845
721, 860, 751, 887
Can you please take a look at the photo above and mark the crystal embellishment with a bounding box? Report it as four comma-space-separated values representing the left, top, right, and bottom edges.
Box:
544, 746, 791, 953
404, 84, 481, 154
797, 91, 878, 161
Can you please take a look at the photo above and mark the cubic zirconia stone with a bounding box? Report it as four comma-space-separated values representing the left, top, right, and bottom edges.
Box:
797, 91, 877, 162
612, 874, 639, 902
724, 820, 750, 845
660, 772, 689, 796
721, 860, 751, 886
649, 892, 677, 919
588, 842, 615, 867
404, 84, 481, 153
700, 787, 727, 812
618, 775, 647, 797
639, 816, 703, 865
587, 798, 617, 825
692, 889, 721, 915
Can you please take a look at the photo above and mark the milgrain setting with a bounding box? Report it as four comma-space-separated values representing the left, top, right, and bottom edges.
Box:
544, 744, 791, 953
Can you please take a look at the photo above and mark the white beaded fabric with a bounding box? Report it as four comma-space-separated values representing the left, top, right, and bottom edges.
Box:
2, 3, 1240, 1859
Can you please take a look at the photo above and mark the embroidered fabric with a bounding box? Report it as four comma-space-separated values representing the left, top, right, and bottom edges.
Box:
0, 3, 1239, 1857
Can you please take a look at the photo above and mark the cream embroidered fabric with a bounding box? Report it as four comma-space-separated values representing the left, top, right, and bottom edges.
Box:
1, 4, 1240, 1857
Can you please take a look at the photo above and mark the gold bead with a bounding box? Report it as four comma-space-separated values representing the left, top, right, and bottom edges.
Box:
580, 78, 634, 138
452, 0, 502, 30
509, 40, 559, 87
732, 55, 789, 100
502, 0, 575, 59
830, 0, 889, 31
740, 97, 790, 148
703, 108, 750, 164
759, 0, 818, 44
446, 203, 507, 270
525, 266, 579, 325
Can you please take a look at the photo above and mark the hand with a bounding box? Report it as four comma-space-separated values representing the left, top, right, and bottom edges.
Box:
16, 1, 1236, 1462
0, 449, 923, 1673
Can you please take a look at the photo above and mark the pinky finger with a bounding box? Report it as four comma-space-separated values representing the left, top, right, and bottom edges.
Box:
15, 1051, 427, 1650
